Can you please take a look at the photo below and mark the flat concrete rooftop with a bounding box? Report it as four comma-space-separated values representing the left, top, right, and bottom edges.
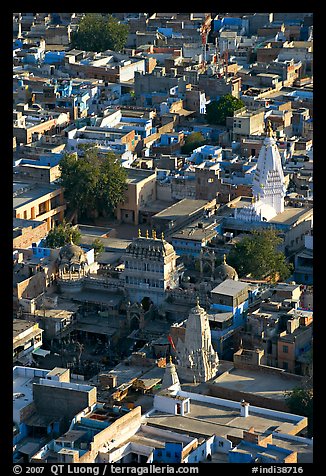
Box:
139, 199, 176, 213
172, 225, 217, 241
13, 319, 37, 338
13, 217, 47, 230
271, 434, 313, 463
211, 279, 249, 296
147, 393, 305, 440
153, 199, 209, 220
13, 182, 62, 209
129, 429, 186, 449
212, 367, 300, 400
13, 367, 49, 424
126, 168, 156, 184
106, 363, 147, 386
208, 311, 233, 323
270, 206, 313, 226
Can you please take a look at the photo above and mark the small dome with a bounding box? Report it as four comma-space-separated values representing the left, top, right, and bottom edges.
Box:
214, 254, 238, 282
59, 242, 86, 264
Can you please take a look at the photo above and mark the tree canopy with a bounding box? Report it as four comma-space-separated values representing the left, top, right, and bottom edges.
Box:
71, 13, 129, 52
181, 132, 207, 155
206, 94, 244, 126
44, 221, 81, 248
227, 229, 293, 281
285, 387, 313, 436
59, 146, 128, 220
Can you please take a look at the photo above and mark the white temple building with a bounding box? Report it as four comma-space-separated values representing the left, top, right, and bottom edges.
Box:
161, 356, 181, 391
235, 121, 286, 223
176, 299, 219, 383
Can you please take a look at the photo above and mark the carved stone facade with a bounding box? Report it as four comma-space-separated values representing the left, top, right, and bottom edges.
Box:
123, 230, 180, 305
57, 242, 88, 279
126, 302, 145, 331
176, 300, 219, 383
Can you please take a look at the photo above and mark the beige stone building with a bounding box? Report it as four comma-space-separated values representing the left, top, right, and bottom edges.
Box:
116, 169, 156, 225
231, 108, 265, 142
13, 108, 70, 145
13, 319, 43, 365
13, 218, 48, 249
13, 182, 66, 231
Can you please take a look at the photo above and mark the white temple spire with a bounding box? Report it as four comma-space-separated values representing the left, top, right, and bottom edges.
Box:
235, 121, 286, 222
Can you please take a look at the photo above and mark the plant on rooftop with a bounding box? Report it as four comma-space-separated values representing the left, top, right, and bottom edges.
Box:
59, 146, 127, 221
71, 13, 129, 52
44, 221, 81, 248
92, 238, 105, 256
227, 229, 293, 282
181, 132, 207, 154
206, 94, 244, 126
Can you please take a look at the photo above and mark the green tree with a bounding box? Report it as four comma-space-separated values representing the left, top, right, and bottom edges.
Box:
227, 229, 293, 281
59, 146, 127, 220
285, 387, 313, 436
181, 132, 207, 154
92, 238, 105, 256
206, 94, 244, 126
71, 13, 128, 52
44, 221, 81, 248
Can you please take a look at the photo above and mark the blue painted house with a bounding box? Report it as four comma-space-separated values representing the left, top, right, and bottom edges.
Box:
229, 440, 295, 463
208, 279, 251, 357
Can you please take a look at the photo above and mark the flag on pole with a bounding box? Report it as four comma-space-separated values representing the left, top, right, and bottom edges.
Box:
168, 334, 176, 352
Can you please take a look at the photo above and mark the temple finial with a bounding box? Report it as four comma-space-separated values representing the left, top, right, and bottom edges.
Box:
138, 228, 141, 238
152, 229, 156, 239
169, 355, 172, 364
161, 232, 164, 240
196, 295, 200, 307
146, 229, 149, 239
266, 119, 273, 137
223, 254, 226, 264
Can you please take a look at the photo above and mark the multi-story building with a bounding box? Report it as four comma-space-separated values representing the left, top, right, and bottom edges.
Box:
293, 233, 313, 285
13, 365, 96, 454
13, 182, 66, 231
151, 198, 215, 235
198, 74, 241, 100
230, 107, 265, 142
13, 106, 70, 145
171, 222, 217, 257
13, 320, 43, 365
277, 309, 313, 374
123, 231, 180, 305
208, 279, 251, 358
65, 50, 146, 83
117, 168, 157, 225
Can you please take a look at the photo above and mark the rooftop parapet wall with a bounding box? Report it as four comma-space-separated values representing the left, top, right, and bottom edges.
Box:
177, 389, 307, 434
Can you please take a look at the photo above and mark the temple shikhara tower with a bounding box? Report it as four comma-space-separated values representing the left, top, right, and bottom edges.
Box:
235, 120, 286, 222
176, 299, 219, 382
